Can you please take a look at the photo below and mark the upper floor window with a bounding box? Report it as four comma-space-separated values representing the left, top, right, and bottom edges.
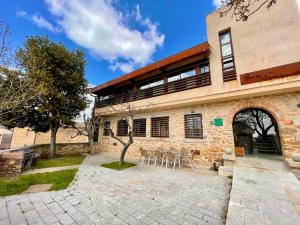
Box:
168, 69, 196, 83
117, 120, 128, 136
133, 119, 146, 137
219, 29, 236, 81
185, 114, 203, 139
151, 117, 169, 138
140, 80, 164, 90
100, 95, 113, 100
200, 65, 209, 74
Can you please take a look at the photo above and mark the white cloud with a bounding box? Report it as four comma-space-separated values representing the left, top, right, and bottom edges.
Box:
109, 61, 135, 73
43, 0, 165, 73
16, 11, 60, 33
31, 15, 60, 33
213, 0, 224, 8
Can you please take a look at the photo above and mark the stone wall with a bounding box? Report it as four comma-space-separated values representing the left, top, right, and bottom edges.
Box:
95, 92, 300, 165
11, 127, 88, 149
0, 150, 24, 177
33, 143, 90, 158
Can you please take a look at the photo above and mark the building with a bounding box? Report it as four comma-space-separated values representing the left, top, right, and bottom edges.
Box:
92, 1, 300, 166
0, 126, 12, 150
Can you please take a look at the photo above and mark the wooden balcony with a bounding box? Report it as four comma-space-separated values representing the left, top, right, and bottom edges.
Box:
95, 72, 211, 108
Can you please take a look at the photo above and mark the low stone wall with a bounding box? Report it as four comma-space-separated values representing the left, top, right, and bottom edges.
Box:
33, 143, 90, 158
0, 149, 24, 177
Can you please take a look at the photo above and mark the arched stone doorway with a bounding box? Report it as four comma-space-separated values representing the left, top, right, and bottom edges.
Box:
233, 108, 282, 155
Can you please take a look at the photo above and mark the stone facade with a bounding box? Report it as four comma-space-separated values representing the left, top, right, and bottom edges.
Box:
96, 92, 300, 165
0, 150, 24, 177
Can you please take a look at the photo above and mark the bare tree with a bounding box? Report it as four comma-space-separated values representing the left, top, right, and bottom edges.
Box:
219, 0, 277, 21
234, 108, 275, 137
99, 103, 152, 166
0, 21, 10, 65
72, 113, 100, 155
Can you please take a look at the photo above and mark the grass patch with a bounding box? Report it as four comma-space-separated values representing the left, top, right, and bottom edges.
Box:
101, 161, 136, 171
0, 169, 77, 197
33, 155, 85, 169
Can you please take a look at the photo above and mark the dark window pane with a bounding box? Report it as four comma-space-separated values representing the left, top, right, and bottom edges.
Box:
151, 117, 169, 137
117, 120, 128, 136
133, 119, 146, 137
103, 121, 110, 136
185, 114, 203, 139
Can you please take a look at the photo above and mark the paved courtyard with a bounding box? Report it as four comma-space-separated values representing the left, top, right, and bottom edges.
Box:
226, 155, 300, 225
0, 153, 231, 225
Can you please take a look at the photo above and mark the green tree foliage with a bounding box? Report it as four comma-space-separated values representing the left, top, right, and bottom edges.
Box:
12, 36, 87, 158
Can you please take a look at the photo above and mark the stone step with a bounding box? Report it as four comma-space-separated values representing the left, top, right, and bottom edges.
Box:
218, 166, 233, 177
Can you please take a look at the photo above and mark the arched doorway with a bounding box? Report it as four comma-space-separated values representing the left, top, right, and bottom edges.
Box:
233, 108, 282, 155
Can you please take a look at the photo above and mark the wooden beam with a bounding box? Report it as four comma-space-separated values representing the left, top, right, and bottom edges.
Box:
240, 61, 300, 85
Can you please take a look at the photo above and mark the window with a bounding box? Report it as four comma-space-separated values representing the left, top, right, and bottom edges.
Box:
140, 80, 164, 90
100, 95, 113, 100
200, 65, 209, 74
151, 117, 169, 137
117, 120, 128, 136
185, 114, 203, 139
168, 69, 196, 82
133, 119, 146, 137
103, 121, 110, 136
219, 29, 236, 81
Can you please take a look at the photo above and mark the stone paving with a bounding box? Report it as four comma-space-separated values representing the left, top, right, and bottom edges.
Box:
24, 165, 80, 175
0, 153, 231, 225
226, 155, 300, 225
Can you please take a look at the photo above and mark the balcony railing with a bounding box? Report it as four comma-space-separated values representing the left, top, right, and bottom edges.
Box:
95, 72, 211, 108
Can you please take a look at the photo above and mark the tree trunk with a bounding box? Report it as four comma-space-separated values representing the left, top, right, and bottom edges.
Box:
49, 124, 58, 159
89, 138, 95, 155
262, 130, 269, 138
119, 143, 131, 166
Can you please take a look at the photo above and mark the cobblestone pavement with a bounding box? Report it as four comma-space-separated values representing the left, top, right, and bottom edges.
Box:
226, 155, 300, 225
0, 153, 230, 225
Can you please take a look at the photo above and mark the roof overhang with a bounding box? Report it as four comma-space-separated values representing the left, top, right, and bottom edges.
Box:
92, 42, 210, 95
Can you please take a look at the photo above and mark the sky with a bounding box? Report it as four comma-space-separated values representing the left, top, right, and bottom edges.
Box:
0, 0, 220, 88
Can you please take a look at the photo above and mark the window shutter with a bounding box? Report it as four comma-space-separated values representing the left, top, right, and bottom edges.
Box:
185, 114, 203, 139
117, 120, 128, 136
133, 119, 146, 137
151, 117, 169, 137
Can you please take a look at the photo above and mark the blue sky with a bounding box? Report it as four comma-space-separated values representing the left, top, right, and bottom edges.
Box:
1, 0, 219, 87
